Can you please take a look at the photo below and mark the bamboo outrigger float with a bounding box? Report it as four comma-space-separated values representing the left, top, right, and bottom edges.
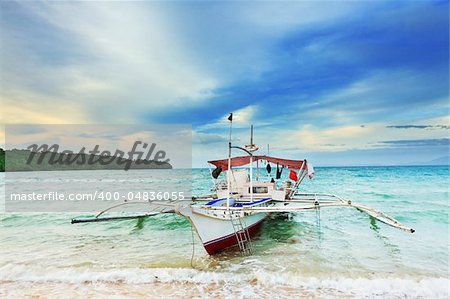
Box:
72, 117, 414, 255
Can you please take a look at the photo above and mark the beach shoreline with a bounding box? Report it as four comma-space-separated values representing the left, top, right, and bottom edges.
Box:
1, 275, 448, 298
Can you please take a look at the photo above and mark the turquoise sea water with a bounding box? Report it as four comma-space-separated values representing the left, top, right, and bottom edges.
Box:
0, 166, 449, 298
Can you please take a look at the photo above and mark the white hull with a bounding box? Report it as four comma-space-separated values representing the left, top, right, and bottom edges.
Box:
177, 203, 267, 254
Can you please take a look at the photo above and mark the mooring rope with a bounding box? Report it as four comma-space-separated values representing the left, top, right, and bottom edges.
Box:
190, 223, 196, 268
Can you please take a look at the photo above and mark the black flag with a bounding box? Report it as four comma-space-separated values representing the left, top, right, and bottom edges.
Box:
266, 163, 271, 174
276, 162, 283, 179
228, 113, 233, 122
211, 166, 222, 179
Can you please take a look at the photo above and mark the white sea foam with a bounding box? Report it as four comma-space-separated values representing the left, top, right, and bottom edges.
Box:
1, 264, 448, 298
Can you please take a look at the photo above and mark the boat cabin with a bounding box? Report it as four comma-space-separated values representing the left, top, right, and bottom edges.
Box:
209, 155, 313, 202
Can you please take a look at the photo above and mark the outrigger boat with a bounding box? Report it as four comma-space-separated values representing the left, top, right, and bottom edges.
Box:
72, 121, 414, 255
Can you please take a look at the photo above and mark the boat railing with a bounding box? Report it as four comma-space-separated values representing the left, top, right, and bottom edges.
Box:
290, 192, 348, 203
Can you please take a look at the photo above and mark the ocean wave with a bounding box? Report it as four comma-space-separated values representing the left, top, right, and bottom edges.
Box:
1, 265, 448, 298
362, 191, 395, 199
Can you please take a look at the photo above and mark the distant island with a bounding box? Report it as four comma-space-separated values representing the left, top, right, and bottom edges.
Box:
0, 148, 172, 172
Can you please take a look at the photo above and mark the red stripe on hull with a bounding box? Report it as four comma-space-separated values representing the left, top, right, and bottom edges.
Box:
203, 218, 266, 255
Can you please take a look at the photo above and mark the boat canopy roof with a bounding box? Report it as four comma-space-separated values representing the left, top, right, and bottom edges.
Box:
208, 155, 307, 171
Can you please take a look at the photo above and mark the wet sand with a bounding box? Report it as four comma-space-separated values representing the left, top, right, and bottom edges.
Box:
1, 276, 448, 299
1, 281, 308, 299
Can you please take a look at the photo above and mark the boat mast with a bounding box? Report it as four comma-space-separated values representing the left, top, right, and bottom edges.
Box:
249, 125, 253, 202
267, 144, 270, 181
227, 113, 233, 209
228, 119, 257, 204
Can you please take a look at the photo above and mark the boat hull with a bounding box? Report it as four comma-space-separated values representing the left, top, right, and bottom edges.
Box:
203, 215, 266, 254
177, 205, 267, 255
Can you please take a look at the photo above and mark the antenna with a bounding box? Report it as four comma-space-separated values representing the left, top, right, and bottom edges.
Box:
245, 125, 259, 152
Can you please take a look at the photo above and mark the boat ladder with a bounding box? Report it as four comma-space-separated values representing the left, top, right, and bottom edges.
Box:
230, 213, 253, 255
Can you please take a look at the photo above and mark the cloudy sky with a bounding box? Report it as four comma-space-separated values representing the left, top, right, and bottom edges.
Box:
1, 1, 448, 167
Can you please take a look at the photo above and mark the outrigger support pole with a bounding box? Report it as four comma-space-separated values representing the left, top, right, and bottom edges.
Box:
202, 193, 415, 233
72, 214, 158, 224
288, 160, 307, 199
71, 201, 175, 224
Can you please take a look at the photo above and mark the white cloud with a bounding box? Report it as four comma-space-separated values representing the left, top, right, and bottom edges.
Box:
1, 2, 218, 124
300, 69, 449, 126
277, 115, 450, 153
196, 105, 259, 132
231, 105, 257, 125
1, 2, 379, 125
0, 91, 88, 124
240, 2, 369, 33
